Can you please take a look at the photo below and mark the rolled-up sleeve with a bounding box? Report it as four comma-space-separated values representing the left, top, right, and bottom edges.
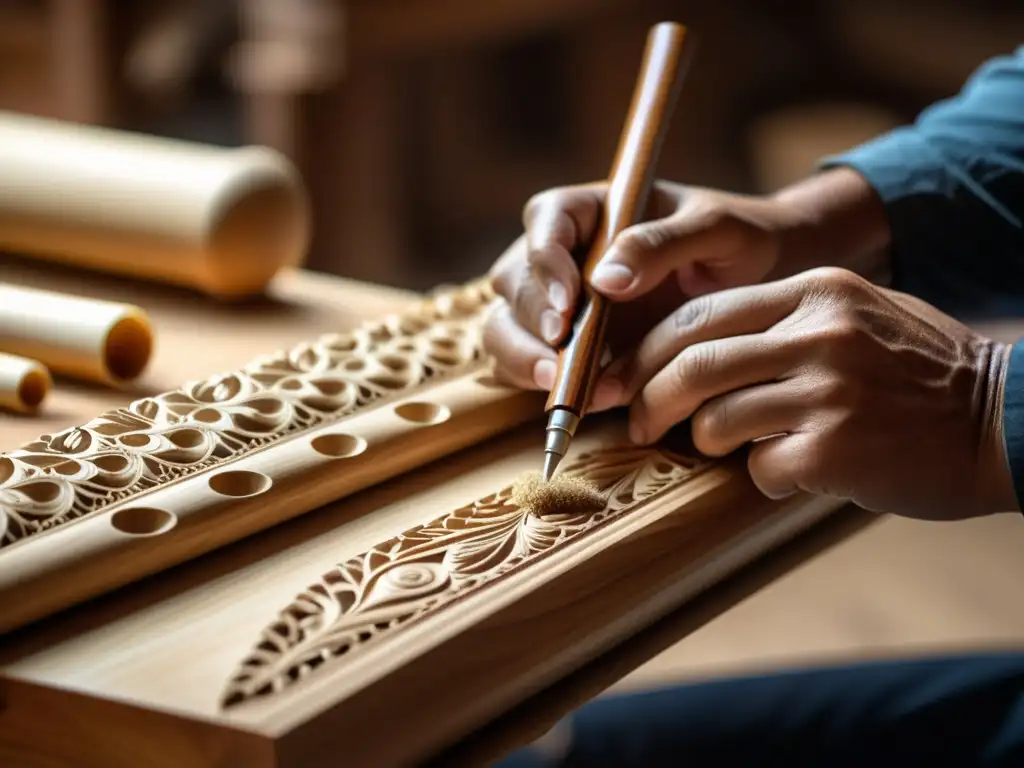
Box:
821, 46, 1024, 508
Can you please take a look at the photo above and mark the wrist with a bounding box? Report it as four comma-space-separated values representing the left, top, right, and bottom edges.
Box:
975, 339, 1018, 514
767, 166, 893, 283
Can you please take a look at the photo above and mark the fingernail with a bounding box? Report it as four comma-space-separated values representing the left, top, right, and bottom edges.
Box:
540, 310, 562, 344
591, 262, 635, 293
547, 281, 569, 313
589, 378, 623, 412
533, 358, 556, 389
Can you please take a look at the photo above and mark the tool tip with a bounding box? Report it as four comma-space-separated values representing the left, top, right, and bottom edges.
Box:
543, 452, 562, 482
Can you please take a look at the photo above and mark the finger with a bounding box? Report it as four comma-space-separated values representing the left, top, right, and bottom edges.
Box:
523, 184, 606, 313
629, 334, 799, 445
617, 278, 807, 403
746, 434, 813, 499
691, 381, 808, 457
489, 240, 566, 346
482, 302, 557, 390
589, 194, 766, 300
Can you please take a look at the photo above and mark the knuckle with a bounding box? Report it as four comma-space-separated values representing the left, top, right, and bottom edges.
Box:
814, 372, 863, 412
815, 315, 870, 365
488, 267, 510, 299
481, 307, 507, 360
676, 343, 715, 388
510, 271, 538, 323
673, 296, 713, 333
614, 226, 660, 256
522, 188, 562, 225
803, 266, 867, 296
691, 402, 728, 454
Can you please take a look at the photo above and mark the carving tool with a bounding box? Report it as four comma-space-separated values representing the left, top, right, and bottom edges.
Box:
543, 21, 691, 481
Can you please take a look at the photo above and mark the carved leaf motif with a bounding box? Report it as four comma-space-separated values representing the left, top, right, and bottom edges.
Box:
0, 280, 496, 550
219, 445, 707, 708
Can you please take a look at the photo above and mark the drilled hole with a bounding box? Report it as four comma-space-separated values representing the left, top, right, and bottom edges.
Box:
208, 470, 272, 498
18, 368, 49, 409
394, 401, 451, 425
110, 506, 177, 536
473, 373, 508, 389
311, 433, 367, 459
103, 312, 154, 381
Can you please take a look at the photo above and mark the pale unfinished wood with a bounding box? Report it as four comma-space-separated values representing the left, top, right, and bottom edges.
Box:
0, 352, 50, 415
0, 415, 842, 767
0, 278, 547, 634
0, 111, 311, 299
3, 266, 1024, 767
0, 283, 153, 385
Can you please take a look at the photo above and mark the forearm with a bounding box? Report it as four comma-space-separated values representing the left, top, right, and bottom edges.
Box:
767, 166, 893, 284
768, 46, 1024, 319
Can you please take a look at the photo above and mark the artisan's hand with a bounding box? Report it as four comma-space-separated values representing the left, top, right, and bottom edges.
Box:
612, 266, 1016, 520
484, 168, 887, 409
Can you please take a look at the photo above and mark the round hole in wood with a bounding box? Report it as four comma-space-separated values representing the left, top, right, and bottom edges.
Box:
110, 506, 177, 536
18, 368, 49, 409
208, 470, 273, 498
394, 401, 451, 425
473, 373, 507, 388
311, 433, 368, 459
343, 358, 366, 372
103, 312, 154, 382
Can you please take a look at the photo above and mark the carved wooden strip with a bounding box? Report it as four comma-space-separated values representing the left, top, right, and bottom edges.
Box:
0, 279, 494, 550
0, 426, 846, 768
221, 445, 709, 708
212, 442, 844, 767
0, 278, 559, 634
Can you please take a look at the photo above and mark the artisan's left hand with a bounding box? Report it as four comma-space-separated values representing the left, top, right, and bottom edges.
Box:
608, 266, 1017, 520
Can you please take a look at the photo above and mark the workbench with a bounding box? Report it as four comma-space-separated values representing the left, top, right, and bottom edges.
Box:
2, 258, 1024, 766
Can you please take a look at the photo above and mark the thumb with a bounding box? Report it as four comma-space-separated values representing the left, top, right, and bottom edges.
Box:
589, 212, 726, 300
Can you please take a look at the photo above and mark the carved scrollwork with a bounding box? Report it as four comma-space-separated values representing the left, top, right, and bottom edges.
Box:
220, 446, 708, 708
0, 280, 497, 548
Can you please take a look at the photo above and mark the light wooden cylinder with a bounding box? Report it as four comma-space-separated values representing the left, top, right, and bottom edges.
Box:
0, 352, 50, 413
0, 284, 154, 385
0, 110, 311, 299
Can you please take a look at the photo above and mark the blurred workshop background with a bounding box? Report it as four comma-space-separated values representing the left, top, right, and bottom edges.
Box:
2, 0, 1021, 292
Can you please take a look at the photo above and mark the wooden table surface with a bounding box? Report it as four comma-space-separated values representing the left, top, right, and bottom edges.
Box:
3, 258, 1024, 765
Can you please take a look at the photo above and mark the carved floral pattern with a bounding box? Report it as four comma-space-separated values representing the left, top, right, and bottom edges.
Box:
0, 281, 496, 548
220, 446, 708, 708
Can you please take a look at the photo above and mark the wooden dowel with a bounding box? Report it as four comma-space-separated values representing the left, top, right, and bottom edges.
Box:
0, 111, 311, 300
0, 284, 153, 386
0, 352, 50, 413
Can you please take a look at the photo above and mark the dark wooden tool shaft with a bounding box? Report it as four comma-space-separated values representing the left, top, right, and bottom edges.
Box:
545, 21, 690, 417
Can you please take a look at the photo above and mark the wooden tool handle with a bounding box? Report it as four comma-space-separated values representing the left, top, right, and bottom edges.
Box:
546, 22, 689, 415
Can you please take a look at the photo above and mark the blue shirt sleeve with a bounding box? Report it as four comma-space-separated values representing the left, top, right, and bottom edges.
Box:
820, 46, 1024, 510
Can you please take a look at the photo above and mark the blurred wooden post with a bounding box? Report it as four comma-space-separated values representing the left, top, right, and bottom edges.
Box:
50, 0, 109, 125
229, 0, 346, 160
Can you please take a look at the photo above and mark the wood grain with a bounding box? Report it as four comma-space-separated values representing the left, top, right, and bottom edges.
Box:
0, 417, 842, 767
0, 278, 550, 633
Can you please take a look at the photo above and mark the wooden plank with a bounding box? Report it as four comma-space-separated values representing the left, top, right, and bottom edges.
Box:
0, 413, 842, 765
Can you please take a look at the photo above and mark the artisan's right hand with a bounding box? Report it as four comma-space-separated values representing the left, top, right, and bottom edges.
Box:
485, 179, 817, 408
